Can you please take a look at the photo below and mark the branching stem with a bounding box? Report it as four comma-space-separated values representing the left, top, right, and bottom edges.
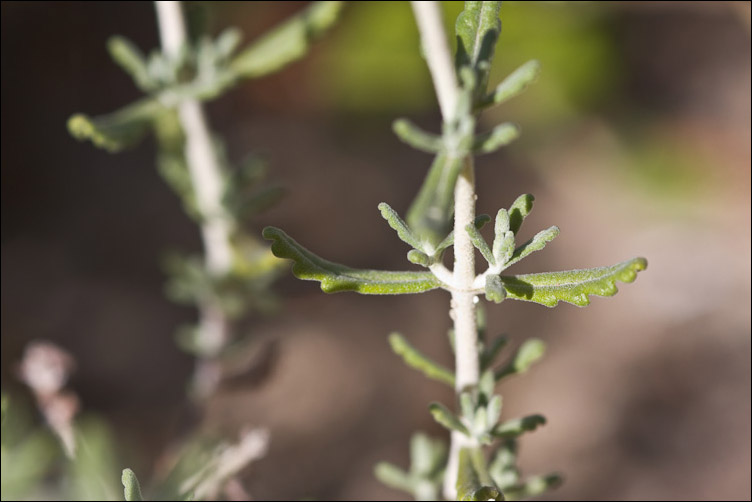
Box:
155, 1, 234, 399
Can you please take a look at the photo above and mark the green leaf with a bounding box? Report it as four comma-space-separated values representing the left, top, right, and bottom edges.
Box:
67, 98, 164, 152
495, 339, 546, 380
374, 462, 413, 493
485, 275, 506, 304
503, 473, 563, 501
492, 209, 515, 266
379, 202, 424, 250
507, 194, 534, 236
467, 223, 495, 266
262, 227, 442, 294
478, 60, 541, 110
230, 1, 344, 79
492, 414, 546, 439
455, 1, 503, 101
107, 36, 154, 92
393, 118, 443, 153
429, 403, 469, 435
456, 447, 503, 501
500, 257, 648, 307
407, 152, 465, 247
407, 249, 432, 267
122, 469, 143, 501
505, 226, 559, 268
472, 123, 519, 154
388, 333, 455, 387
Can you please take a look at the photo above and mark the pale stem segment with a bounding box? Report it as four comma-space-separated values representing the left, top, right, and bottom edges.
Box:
155, 1, 234, 399
411, 2, 481, 499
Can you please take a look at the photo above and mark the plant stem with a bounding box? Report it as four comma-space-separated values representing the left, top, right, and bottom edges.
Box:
411, 2, 480, 499
155, 1, 234, 400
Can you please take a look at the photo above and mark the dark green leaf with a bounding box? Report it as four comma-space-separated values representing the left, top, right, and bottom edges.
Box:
263, 227, 442, 294
500, 257, 648, 307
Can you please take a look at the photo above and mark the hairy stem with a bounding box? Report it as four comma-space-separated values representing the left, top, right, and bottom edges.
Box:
411, 2, 480, 499
155, 1, 234, 399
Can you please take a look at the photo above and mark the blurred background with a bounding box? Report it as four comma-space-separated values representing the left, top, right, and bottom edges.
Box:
1, 1, 750, 500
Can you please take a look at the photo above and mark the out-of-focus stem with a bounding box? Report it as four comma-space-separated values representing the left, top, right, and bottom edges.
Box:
155, 1, 234, 399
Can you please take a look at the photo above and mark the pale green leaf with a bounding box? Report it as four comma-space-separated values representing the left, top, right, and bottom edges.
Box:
393, 118, 442, 153
480, 335, 508, 371
467, 223, 495, 266
507, 194, 534, 236
374, 462, 413, 493
67, 98, 164, 152
230, 1, 343, 79
495, 339, 546, 380
429, 403, 469, 435
503, 473, 563, 501
485, 275, 506, 304
379, 202, 424, 250
500, 257, 648, 307
435, 214, 491, 257
492, 414, 546, 439
505, 225, 559, 268
478, 59, 541, 110
263, 227, 442, 294
107, 36, 154, 92
454, 1, 503, 101
472, 123, 519, 154
388, 333, 454, 387
122, 469, 143, 502
407, 152, 465, 246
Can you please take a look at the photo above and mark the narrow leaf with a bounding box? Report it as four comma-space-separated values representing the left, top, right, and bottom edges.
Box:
505, 225, 559, 268
507, 194, 534, 235
478, 60, 541, 110
374, 462, 413, 493
388, 333, 455, 387
429, 403, 469, 435
492, 414, 546, 439
393, 118, 443, 153
472, 123, 519, 154
107, 36, 154, 91
407, 152, 465, 246
500, 257, 648, 307
379, 202, 423, 250
456, 447, 502, 501
503, 473, 563, 501
122, 469, 144, 502
486, 395, 503, 428
230, 1, 343, 79
489, 440, 519, 489
467, 224, 495, 266
495, 339, 546, 380
263, 227, 442, 294
68, 98, 164, 152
